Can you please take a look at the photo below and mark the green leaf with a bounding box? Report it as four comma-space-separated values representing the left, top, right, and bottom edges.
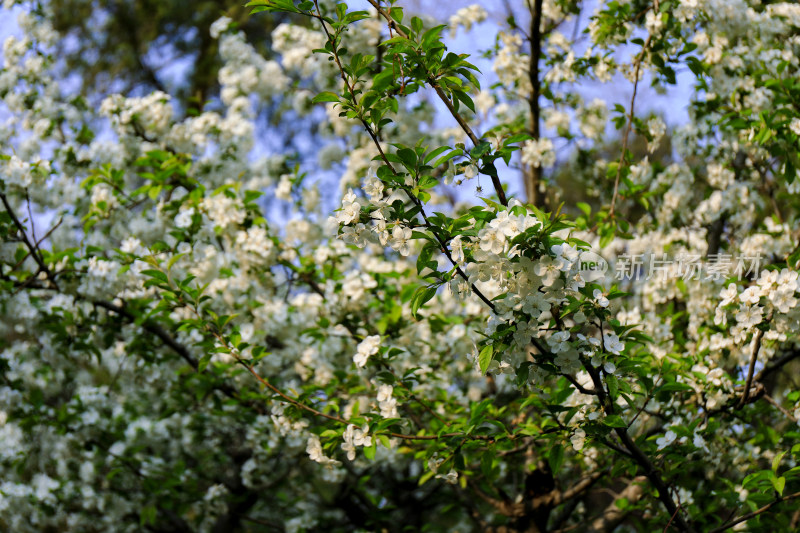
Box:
657, 382, 694, 393
743, 470, 771, 489
599, 223, 616, 248
478, 345, 493, 375
453, 90, 475, 113
411, 285, 437, 319
604, 414, 627, 428
397, 147, 418, 168
772, 475, 786, 496
773, 450, 787, 473
411, 16, 423, 35
548, 444, 565, 474
423, 146, 451, 165
139, 504, 157, 526
421, 25, 446, 49
432, 148, 464, 168
418, 469, 435, 486
364, 442, 377, 460
606, 374, 619, 399
198, 353, 212, 372
246, 0, 299, 13
167, 253, 185, 270
142, 269, 168, 284
312, 92, 339, 103
469, 141, 492, 159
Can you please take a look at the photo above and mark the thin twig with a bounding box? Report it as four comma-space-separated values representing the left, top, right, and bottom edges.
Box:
762, 394, 798, 423
231, 335, 496, 442
708, 491, 800, 533
312, 0, 498, 314
0, 192, 59, 289
364, 0, 507, 205
608, 34, 652, 218
738, 328, 764, 408
10, 216, 63, 278
25, 191, 36, 243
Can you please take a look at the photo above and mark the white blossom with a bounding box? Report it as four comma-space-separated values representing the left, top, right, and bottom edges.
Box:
354, 335, 381, 368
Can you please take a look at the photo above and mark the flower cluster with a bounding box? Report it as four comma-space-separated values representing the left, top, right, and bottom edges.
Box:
1, 0, 800, 531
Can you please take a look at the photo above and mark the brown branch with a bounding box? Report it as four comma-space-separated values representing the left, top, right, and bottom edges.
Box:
237, 351, 494, 442
706, 152, 744, 258
88, 299, 272, 415
628, 372, 663, 428
584, 476, 648, 533
4, 257, 264, 416
737, 328, 764, 408
525, 0, 545, 208
469, 469, 605, 524
706, 216, 726, 259
194, 298, 496, 443
9, 217, 63, 292
285, 261, 455, 429
584, 338, 694, 532
555, 470, 606, 505
111, 1, 169, 96
614, 428, 692, 531
754, 347, 800, 382
762, 393, 798, 423
25, 191, 37, 243
92, 300, 196, 367
1, 192, 60, 290
240, 515, 284, 530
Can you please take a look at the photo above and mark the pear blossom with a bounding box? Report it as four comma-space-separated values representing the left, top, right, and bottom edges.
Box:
603, 333, 625, 355
435, 469, 459, 484
520, 138, 556, 168
337, 189, 361, 225
307, 435, 341, 468
593, 289, 609, 308
478, 227, 505, 255
2, 1, 800, 530
354, 335, 381, 368
389, 226, 412, 256
463, 163, 479, 179
571, 428, 586, 451
656, 430, 677, 450
719, 283, 738, 306
451, 235, 466, 264
534, 256, 561, 286
448, 4, 487, 37
376, 384, 398, 419
735, 304, 763, 329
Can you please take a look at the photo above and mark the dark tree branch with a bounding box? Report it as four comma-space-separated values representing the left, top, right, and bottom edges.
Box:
364, 0, 508, 206
708, 491, 800, 533
525, 0, 545, 208
738, 328, 765, 408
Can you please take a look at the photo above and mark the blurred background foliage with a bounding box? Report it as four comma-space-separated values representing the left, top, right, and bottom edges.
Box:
45, 0, 300, 110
